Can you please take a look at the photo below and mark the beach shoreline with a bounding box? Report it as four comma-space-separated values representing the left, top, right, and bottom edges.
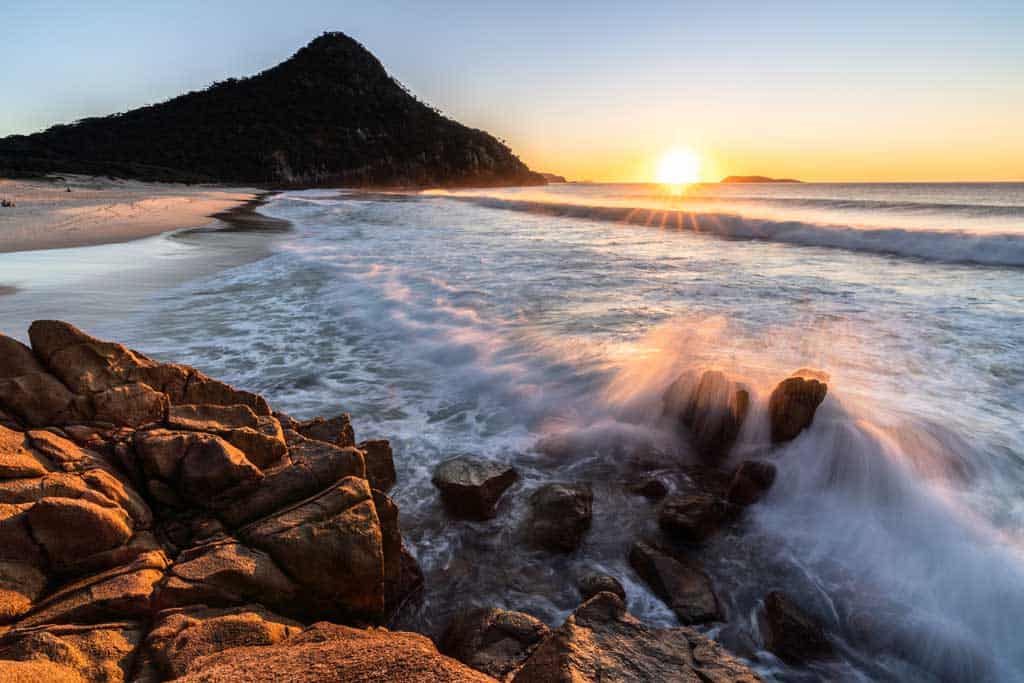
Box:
0, 175, 270, 254
0, 179, 289, 340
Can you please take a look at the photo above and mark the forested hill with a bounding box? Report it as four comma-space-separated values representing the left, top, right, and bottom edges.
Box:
0, 32, 544, 188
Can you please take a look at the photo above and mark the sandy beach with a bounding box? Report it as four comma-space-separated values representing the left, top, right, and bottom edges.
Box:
0, 175, 263, 253
0, 176, 289, 339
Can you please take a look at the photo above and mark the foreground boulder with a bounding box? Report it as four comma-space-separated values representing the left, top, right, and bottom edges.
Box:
512, 592, 759, 682
432, 456, 518, 520
629, 541, 721, 625
0, 321, 423, 680
663, 370, 750, 464
441, 607, 551, 680
523, 483, 593, 552
768, 371, 828, 443
760, 591, 834, 664
170, 622, 496, 682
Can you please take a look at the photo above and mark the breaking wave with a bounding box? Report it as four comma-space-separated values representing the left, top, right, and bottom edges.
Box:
444, 195, 1024, 267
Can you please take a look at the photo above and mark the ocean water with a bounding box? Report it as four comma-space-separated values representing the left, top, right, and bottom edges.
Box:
4, 182, 1023, 681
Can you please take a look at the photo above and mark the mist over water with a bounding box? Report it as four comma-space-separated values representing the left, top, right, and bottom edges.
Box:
6, 184, 1021, 680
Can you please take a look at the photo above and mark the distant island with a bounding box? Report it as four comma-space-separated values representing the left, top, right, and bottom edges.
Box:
721, 175, 802, 183
0, 33, 543, 188
540, 172, 568, 183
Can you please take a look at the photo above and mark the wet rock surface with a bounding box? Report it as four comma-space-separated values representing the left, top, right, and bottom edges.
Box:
629, 541, 721, 625
760, 591, 834, 664
664, 370, 750, 465
768, 371, 828, 443
577, 572, 626, 602
523, 483, 593, 552
726, 461, 777, 506
0, 321, 763, 682
441, 607, 550, 680
432, 455, 518, 520
511, 592, 758, 682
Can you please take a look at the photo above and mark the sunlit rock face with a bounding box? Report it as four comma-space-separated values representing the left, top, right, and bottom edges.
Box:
0, 321, 426, 681
0, 320, 763, 682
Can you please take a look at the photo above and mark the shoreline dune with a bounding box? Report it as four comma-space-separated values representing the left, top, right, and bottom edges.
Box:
0, 175, 267, 254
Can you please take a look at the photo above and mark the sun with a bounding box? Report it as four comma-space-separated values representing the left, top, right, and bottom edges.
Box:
656, 148, 702, 186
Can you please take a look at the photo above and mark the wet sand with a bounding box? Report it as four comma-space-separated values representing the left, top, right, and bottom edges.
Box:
0, 175, 264, 253
0, 180, 289, 340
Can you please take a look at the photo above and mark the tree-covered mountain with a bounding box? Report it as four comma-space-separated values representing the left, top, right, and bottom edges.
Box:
0, 32, 544, 187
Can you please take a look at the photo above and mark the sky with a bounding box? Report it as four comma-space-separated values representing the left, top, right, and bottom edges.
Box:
2, 1, 1022, 182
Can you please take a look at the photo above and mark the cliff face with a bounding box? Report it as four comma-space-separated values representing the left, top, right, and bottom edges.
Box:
0, 33, 544, 188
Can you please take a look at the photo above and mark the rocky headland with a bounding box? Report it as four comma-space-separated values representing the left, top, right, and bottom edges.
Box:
0, 322, 835, 681
0, 33, 543, 189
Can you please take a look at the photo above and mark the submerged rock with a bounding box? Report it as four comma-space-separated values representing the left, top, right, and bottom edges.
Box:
768, 371, 828, 443
523, 483, 593, 552
432, 455, 518, 520
629, 477, 669, 500
512, 592, 759, 682
629, 541, 721, 625
664, 370, 750, 464
441, 607, 550, 680
726, 460, 777, 506
760, 591, 834, 664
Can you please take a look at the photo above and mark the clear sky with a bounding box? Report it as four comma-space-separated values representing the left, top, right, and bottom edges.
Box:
2, 1, 1022, 182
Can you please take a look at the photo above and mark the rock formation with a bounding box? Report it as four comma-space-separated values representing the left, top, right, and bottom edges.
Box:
663, 370, 750, 465
522, 483, 593, 553
0, 321, 432, 681
768, 371, 828, 443
511, 592, 759, 682
432, 456, 518, 520
0, 321, 764, 682
760, 591, 834, 665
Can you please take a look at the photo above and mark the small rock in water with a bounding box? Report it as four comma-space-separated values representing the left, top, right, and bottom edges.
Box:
663, 370, 750, 465
440, 607, 550, 680
726, 460, 777, 506
658, 486, 732, 543
628, 541, 721, 625
629, 477, 669, 500
523, 483, 593, 553
432, 455, 518, 520
760, 591, 834, 664
768, 372, 828, 443
577, 572, 626, 602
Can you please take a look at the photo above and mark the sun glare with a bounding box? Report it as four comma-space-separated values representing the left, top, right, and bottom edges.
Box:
656, 148, 701, 187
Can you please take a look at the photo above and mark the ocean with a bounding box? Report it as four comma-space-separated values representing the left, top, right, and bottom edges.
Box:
2, 181, 1023, 681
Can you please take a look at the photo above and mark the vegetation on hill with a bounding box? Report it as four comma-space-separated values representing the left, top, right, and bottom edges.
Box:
0, 33, 543, 188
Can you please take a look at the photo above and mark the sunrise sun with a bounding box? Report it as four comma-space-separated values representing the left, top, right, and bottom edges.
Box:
656, 148, 702, 186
